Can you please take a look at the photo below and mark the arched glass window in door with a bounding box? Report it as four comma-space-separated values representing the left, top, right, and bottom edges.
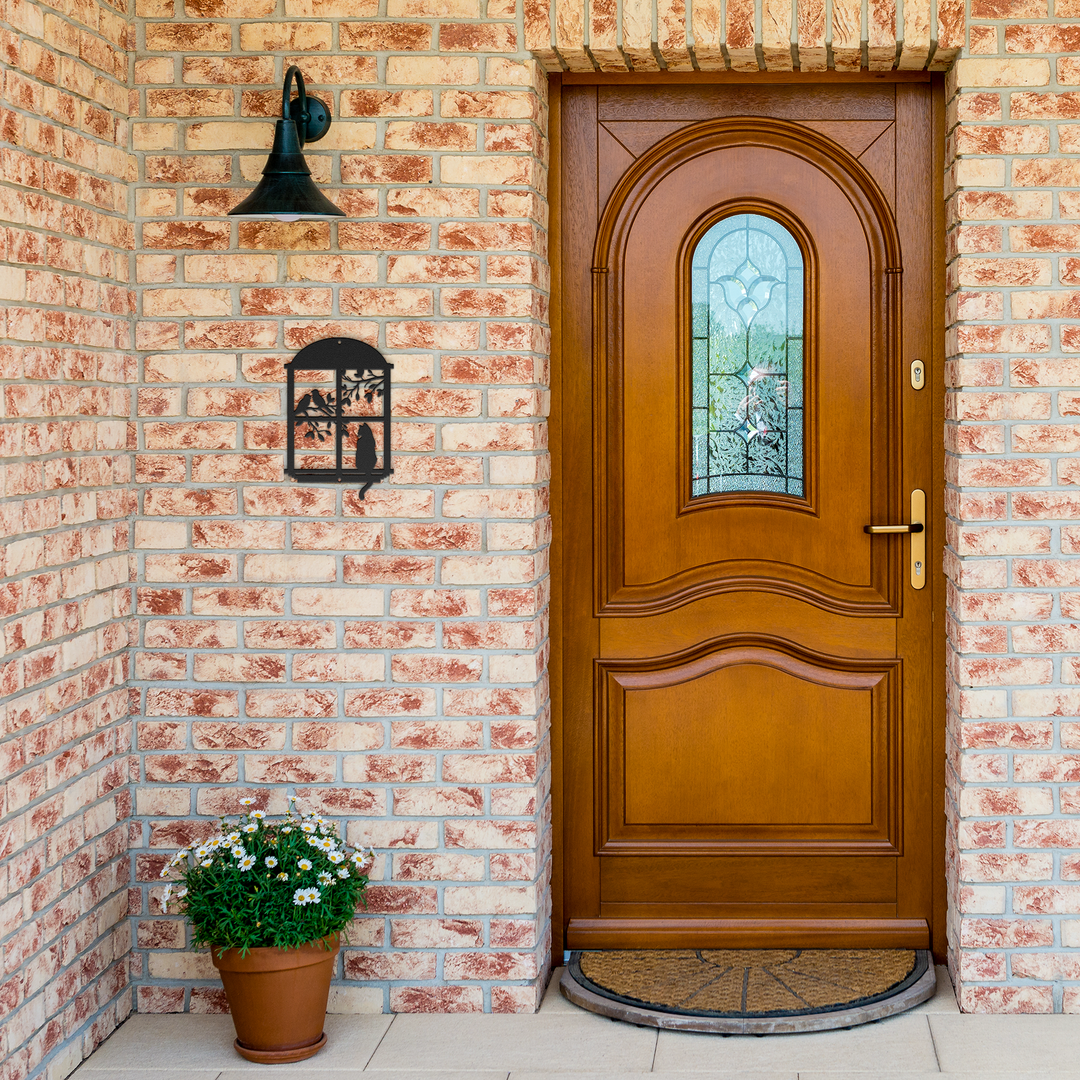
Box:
691, 213, 805, 498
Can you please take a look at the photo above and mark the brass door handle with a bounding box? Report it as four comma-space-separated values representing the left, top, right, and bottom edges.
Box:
863, 490, 926, 590
863, 523, 924, 534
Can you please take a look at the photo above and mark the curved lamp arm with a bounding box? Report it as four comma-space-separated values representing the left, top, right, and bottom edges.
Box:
281, 65, 331, 147
283, 65, 308, 146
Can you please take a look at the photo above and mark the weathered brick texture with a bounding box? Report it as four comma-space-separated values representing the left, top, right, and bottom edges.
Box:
944, 25, 1080, 1013
0, 0, 138, 1070
12, 0, 1080, 1067
530, 0, 963, 71
128, 0, 553, 1021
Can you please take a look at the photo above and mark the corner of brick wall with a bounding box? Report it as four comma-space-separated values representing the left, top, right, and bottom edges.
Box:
127, 0, 553, 1015
0, 0, 139, 1071
945, 2, 1080, 1014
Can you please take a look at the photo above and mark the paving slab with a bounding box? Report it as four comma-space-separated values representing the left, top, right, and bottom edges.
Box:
73, 1014, 393, 1072
797, 1075, 1070, 1080
929, 1013, 1080, 1073
793, 1074, 946, 1080
346, 1073, 509, 1079
367, 1013, 657, 1073
511, 1073, 798, 1080
539, 967, 579, 1013
653, 1014, 939, 1073
73, 1072, 221, 1080
225, 1073, 507, 1079
906, 967, 958, 1014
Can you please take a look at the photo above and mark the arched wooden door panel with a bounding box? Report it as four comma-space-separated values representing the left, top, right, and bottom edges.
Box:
557, 79, 945, 952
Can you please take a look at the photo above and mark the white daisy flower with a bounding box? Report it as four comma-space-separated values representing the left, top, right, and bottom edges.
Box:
250, 810, 266, 820
336, 867, 350, 879
264, 856, 278, 868
175, 887, 187, 899
318, 871, 333, 886
301, 822, 317, 834
226, 832, 241, 844
327, 851, 345, 864
239, 855, 256, 871
242, 822, 258, 834
297, 858, 312, 871
281, 826, 293, 834
292, 887, 321, 906
276, 872, 289, 881
161, 884, 173, 911
231, 845, 246, 859
201, 859, 213, 868
240, 797, 255, 806
315, 838, 335, 852
194, 846, 209, 860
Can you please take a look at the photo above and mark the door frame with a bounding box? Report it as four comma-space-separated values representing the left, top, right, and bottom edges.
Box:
548, 71, 948, 966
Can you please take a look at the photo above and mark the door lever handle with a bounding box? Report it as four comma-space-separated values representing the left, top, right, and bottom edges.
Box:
863, 523, 924, 534
863, 490, 927, 590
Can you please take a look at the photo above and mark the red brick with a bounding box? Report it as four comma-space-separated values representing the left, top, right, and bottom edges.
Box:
144, 755, 237, 783
390, 986, 482, 1012
192, 721, 285, 750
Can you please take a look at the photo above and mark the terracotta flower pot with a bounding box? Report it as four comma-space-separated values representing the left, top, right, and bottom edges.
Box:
211, 935, 339, 1063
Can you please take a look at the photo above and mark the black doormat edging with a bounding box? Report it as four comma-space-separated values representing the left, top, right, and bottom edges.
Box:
567, 948, 930, 1021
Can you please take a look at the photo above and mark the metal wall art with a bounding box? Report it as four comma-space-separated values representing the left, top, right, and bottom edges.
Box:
286, 337, 393, 499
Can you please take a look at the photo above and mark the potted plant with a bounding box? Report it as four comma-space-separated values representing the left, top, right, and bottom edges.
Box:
160, 796, 375, 1063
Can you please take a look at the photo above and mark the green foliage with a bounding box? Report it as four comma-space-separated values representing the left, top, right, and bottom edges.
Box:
160, 798, 374, 954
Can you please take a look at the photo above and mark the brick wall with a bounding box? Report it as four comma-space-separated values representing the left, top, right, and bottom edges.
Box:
944, 13, 1080, 1014
127, 4, 553, 1016
0, 0, 137, 1072
16, 0, 1080, 1065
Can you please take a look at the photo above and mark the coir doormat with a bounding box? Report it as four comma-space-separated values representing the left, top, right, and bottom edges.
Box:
561, 949, 936, 1034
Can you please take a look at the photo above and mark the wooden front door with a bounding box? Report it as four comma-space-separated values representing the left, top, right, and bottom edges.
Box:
557, 79, 944, 953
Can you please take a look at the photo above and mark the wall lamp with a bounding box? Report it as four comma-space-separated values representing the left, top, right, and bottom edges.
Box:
229, 65, 345, 222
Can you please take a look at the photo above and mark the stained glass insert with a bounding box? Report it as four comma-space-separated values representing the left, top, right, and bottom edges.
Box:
691, 213, 805, 498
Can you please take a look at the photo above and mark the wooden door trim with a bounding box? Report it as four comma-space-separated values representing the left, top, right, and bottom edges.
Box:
549, 75, 948, 968
548, 75, 565, 972
566, 917, 930, 950
931, 76, 948, 963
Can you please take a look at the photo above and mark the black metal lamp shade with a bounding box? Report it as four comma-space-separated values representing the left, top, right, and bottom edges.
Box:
229, 65, 345, 221
286, 337, 393, 500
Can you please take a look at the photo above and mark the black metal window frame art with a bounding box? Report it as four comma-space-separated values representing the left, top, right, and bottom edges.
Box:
285, 336, 393, 500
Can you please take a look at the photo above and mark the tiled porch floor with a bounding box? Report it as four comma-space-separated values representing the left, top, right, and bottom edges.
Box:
72, 966, 1080, 1078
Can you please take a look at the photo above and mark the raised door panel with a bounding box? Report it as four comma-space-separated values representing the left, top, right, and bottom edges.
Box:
596, 121, 903, 618
597, 642, 900, 855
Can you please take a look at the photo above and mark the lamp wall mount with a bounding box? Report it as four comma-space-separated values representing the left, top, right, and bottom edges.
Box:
284, 67, 331, 146
227, 65, 344, 221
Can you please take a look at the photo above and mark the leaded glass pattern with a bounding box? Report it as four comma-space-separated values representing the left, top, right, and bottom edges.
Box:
691, 213, 805, 498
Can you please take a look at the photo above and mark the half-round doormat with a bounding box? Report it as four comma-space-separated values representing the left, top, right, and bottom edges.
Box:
560, 949, 935, 1034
